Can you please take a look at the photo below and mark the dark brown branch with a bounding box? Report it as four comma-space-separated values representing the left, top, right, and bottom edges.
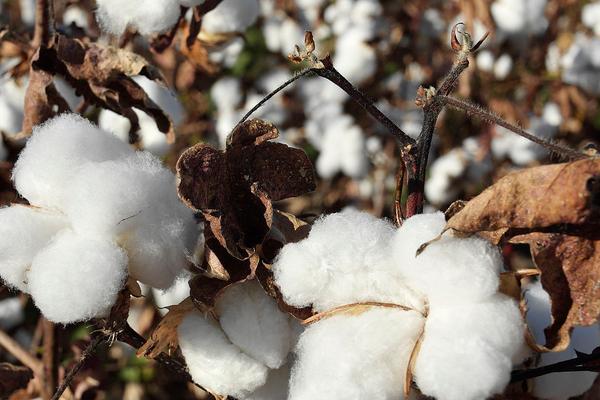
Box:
440, 95, 586, 161
511, 348, 600, 382
41, 319, 59, 400
50, 335, 106, 400
32, 0, 55, 48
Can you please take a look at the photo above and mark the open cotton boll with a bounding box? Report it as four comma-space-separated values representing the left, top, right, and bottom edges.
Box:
216, 109, 243, 147
13, 114, 134, 208
211, 77, 243, 111
493, 54, 513, 80
424, 149, 466, 206
273, 209, 423, 313
98, 109, 131, 143
0, 297, 24, 330
28, 230, 128, 323
316, 118, 368, 179
0, 205, 67, 292
289, 308, 424, 400
208, 37, 245, 68
202, 0, 260, 34
179, 311, 269, 398
152, 272, 191, 315
63, 6, 89, 29
477, 50, 496, 72
95, 0, 181, 36
333, 35, 376, 86
216, 281, 293, 369
491, 0, 548, 37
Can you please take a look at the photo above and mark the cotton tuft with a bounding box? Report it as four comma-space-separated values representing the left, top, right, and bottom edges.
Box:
28, 230, 128, 323
95, 0, 181, 36
202, 0, 260, 34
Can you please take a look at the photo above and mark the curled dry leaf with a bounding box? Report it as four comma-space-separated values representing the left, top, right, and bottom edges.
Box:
439, 158, 600, 352
176, 119, 315, 259
25, 34, 174, 140
137, 298, 199, 359
0, 363, 33, 397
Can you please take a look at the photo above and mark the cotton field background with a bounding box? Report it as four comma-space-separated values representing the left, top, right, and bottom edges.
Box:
0, 0, 599, 399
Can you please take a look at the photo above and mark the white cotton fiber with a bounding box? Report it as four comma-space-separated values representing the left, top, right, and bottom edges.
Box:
133, 76, 184, 126
289, 308, 425, 400
273, 209, 424, 313
333, 33, 377, 86
97, 109, 131, 143
178, 311, 269, 398
244, 363, 291, 400
202, 0, 260, 34
491, 0, 548, 37
494, 54, 513, 80
0, 77, 27, 136
211, 77, 242, 111
216, 281, 293, 369
0, 205, 67, 292
392, 212, 503, 306
152, 271, 191, 315
95, 0, 181, 36
12, 114, 133, 209
27, 230, 128, 323
424, 150, 466, 206
63, 152, 197, 289
316, 117, 368, 179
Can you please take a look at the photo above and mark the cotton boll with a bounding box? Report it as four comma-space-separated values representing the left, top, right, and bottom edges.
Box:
278, 17, 306, 57
98, 109, 131, 143
54, 77, 82, 111
179, 311, 269, 398
316, 118, 368, 179
333, 35, 377, 86
523, 279, 552, 345
202, 0, 260, 34
583, 2, 600, 36
257, 69, 292, 95
95, 0, 181, 36
477, 50, 495, 72
0, 297, 24, 330
244, 363, 290, 400
0, 77, 27, 136
216, 281, 293, 369
491, 0, 548, 37
216, 109, 243, 147
243, 92, 288, 127
494, 54, 513, 80
208, 37, 245, 67
273, 209, 423, 313
135, 111, 171, 156
28, 230, 128, 323
424, 149, 466, 206
152, 271, 191, 315
289, 308, 424, 400
211, 77, 243, 111
0, 205, 67, 292
12, 114, 134, 208
63, 6, 89, 29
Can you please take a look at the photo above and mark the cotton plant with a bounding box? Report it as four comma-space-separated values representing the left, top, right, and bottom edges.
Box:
0, 114, 198, 324
272, 209, 526, 400
491, 0, 548, 38
492, 102, 563, 165
524, 280, 600, 399
178, 280, 296, 399
98, 76, 185, 156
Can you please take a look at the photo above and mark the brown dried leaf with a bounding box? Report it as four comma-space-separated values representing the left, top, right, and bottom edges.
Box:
30, 35, 174, 141
512, 233, 600, 351
137, 298, 198, 359
256, 262, 313, 320
0, 363, 33, 397
259, 210, 311, 262
176, 119, 315, 258
445, 158, 600, 243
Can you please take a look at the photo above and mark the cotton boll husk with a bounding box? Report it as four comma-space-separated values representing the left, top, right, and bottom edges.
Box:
0, 205, 67, 292
273, 209, 424, 313
0, 297, 24, 330
152, 271, 191, 315
95, 0, 181, 36
28, 230, 128, 323
178, 311, 268, 398
12, 114, 134, 208
202, 0, 260, 34
289, 308, 424, 400
216, 281, 293, 369
211, 77, 242, 111
243, 363, 290, 400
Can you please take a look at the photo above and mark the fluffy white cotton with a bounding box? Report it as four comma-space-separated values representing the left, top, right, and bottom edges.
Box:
64, 152, 196, 288
263, 15, 305, 56
97, 109, 131, 143
95, 0, 181, 36
216, 281, 293, 369
525, 280, 600, 399
0, 205, 67, 292
63, 6, 89, 29
202, 0, 260, 34
0, 77, 27, 136
273, 209, 423, 313
494, 54, 513, 80
477, 50, 496, 72
178, 311, 269, 398
491, 0, 548, 37
289, 308, 424, 400
333, 35, 377, 86
179, 0, 205, 6
583, 1, 600, 36
560, 34, 600, 95
133, 76, 184, 126
244, 363, 291, 400
28, 230, 128, 323
0, 297, 24, 330
208, 37, 245, 67
152, 271, 191, 315
211, 77, 243, 111
424, 149, 466, 206
392, 212, 503, 306
316, 116, 368, 179
12, 114, 133, 208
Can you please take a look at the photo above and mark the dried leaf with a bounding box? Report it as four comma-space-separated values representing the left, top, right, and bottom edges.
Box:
137, 298, 198, 359
0, 363, 33, 397
259, 210, 311, 262
176, 119, 315, 258
444, 158, 600, 243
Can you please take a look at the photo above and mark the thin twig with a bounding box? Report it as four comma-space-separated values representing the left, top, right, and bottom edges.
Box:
440, 95, 586, 161
41, 319, 59, 400
50, 335, 106, 400
0, 329, 43, 375
511, 349, 600, 382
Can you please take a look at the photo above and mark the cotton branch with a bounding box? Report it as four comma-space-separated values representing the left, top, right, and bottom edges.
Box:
511, 347, 600, 382
32, 0, 55, 48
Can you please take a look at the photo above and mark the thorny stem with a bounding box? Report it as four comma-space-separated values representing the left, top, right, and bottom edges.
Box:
32, 0, 55, 48
440, 95, 586, 161
50, 335, 106, 400
511, 349, 600, 382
